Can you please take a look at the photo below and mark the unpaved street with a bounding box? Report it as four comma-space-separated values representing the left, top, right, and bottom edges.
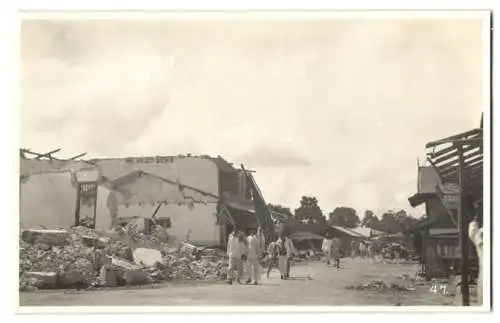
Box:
20, 258, 453, 307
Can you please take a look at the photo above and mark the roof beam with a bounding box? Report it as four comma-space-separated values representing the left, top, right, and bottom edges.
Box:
439, 156, 483, 176
66, 153, 87, 161
425, 129, 482, 149
428, 138, 480, 159
427, 137, 482, 149
435, 152, 482, 171
441, 159, 482, 175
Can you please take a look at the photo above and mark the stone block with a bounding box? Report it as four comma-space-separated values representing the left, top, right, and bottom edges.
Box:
23, 271, 58, 289
22, 229, 70, 246
133, 248, 162, 267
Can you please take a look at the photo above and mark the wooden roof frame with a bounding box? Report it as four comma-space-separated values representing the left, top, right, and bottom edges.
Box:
425, 127, 483, 198
20, 148, 87, 161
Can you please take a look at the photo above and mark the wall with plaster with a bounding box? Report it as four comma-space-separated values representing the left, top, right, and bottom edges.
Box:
20, 172, 78, 229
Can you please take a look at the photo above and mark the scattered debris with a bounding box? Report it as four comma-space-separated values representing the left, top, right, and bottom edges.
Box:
19, 225, 228, 291
346, 280, 414, 292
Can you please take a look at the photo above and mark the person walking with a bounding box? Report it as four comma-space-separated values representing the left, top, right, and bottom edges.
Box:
277, 235, 288, 280
350, 240, 357, 258
321, 235, 333, 266
245, 228, 262, 285
226, 230, 247, 285
366, 241, 373, 259
277, 232, 297, 279
266, 240, 280, 278
331, 236, 342, 269
359, 241, 366, 258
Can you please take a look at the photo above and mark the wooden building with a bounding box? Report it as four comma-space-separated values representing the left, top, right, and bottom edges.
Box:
408, 119, 483, 306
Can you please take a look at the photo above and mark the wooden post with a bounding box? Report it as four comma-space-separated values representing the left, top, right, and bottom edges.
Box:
92, 184, 98, 229
74, 183, 81, 226
457, 145, 470, 306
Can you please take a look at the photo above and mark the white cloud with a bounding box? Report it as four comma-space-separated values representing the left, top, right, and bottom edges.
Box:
20, 19, 485, 215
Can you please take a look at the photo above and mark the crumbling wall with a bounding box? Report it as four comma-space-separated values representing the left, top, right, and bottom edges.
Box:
94, 175, 221, 246
92, 156, 220, 197
107, 203, 220, 246
20, 172, 77, 229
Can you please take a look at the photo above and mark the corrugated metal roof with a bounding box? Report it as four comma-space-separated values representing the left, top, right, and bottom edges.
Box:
349, 227, 372, 238
331, 225, 363, 238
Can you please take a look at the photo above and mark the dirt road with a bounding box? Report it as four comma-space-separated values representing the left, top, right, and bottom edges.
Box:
20, 258, 454, 306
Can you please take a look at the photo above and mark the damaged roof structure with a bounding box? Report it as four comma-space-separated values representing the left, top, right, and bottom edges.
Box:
20, 150, 275, 246
408, 115, 484, 306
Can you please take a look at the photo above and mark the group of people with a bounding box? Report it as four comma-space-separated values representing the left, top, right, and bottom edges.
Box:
350, 240, 372, 258
226, 227, 298, 285
321, 234, 342, 269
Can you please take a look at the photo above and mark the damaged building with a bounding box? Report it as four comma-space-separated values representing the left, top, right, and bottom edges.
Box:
408, 117, 483, 306
20, 150, 275, 247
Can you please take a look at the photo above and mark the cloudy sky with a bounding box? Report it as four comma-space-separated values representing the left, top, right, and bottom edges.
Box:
20, 17, 485, 217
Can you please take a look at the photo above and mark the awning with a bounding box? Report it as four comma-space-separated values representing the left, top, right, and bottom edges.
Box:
408, 192, 438, 207
225, 200, 255, 214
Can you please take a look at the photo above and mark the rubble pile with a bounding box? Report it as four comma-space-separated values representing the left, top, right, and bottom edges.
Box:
19, 227, 228, 291
346, 280, 414, 293
159, 253, 227, 281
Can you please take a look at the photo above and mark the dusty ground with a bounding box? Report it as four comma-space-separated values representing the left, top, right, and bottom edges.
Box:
20, 258, 455, 306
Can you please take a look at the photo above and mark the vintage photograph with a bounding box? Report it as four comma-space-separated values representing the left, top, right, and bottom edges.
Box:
17, 11, 490, 309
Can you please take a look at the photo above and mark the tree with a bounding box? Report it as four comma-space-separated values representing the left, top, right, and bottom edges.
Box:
294, 196, 326, 225
378, 209, 419, 234
268, 204, 293, 217
328, 207, 360, 228
361, 210, 380, 229
379, 211, 400, 234
268, 203, 294, 223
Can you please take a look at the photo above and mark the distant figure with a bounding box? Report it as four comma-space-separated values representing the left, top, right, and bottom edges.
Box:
266, 241, 280, 278
321, 235, 333, 265
350, 240, 357, 258
366, 242, 373, 259
359, 241, 367, 258
331, 236, 342, 269
226, 230, 247, 285
393, 245, 402, 264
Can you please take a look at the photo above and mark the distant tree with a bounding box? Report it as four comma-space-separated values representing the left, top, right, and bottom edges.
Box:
294, 196, 326, 225
328, 207, 360, 228
395, 209, 420, 233
268, 203, 293, 218
361, 210, 380, 229
268, 203, 294, 224
379, 209, 419, 234
379, 210, 400, 234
